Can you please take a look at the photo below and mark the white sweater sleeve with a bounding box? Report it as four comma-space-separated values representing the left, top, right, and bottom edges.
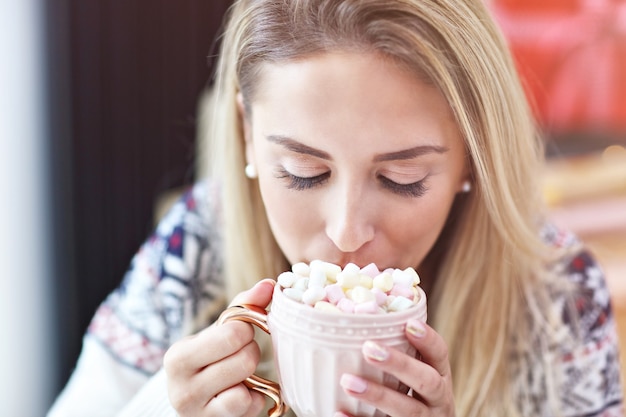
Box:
115, 368, 177, 417
47, 336, 150, 417
48, 181, 226, 416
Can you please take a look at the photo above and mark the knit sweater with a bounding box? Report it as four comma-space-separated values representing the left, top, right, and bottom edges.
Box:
47, 181, 624, 417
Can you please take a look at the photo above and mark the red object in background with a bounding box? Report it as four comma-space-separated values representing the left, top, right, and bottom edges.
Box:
490, 0, 626, 134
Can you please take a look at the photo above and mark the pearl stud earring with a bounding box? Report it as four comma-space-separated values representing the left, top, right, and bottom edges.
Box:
244, 164, 258, 179
461, 180, 471, 193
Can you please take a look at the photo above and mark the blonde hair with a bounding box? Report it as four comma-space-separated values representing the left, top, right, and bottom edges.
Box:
205, 0, 562, 415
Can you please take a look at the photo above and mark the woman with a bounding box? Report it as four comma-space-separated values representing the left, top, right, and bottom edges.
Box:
48, 0, 623, 416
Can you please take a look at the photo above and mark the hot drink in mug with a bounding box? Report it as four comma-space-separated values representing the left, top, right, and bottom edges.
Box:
218, 260, 428, 417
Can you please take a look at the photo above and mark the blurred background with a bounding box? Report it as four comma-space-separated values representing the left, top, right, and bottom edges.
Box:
491, 0, 626, 396
1, 1, 231, 415
0, 0, 624, 416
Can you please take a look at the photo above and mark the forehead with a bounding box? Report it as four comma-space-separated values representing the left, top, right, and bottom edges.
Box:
250, 50, 433, 100
248, 51, 461, 149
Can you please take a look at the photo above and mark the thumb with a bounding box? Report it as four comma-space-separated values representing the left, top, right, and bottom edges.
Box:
229, 278, 276, 309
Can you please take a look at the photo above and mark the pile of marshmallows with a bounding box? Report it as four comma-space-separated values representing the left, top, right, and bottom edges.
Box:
277, 260, 422, 314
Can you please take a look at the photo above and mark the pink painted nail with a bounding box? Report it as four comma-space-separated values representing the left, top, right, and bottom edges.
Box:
406, 319, 426, 338
340, 374, 368, 394
362, 340, 389, 361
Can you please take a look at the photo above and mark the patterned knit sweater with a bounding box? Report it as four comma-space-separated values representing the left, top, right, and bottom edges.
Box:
47, 181, 624, 417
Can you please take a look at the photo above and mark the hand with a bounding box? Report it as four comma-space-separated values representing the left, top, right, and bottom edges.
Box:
336, 319, 455, 417
163, 279, 276, 417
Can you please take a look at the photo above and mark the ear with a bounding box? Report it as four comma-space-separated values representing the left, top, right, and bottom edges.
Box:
237, 92, 255, 166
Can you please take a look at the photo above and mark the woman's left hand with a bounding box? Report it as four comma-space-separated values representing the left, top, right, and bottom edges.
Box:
336, 319, 455, 417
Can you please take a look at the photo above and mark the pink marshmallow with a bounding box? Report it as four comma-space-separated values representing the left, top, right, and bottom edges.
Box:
325, 283, 346, 304
359, 263, 380, 278
371, 287, 388, 306
390, 284, 414, 300
336, 297, 355, 313
354, 300, 380, 314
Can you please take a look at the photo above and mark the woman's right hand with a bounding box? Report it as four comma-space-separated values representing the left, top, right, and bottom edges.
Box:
163, 279, 276, 417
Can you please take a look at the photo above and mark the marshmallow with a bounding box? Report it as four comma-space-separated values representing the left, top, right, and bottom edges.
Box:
392, 268, 414, 288
325, 283, 346, 304
278, 261, 423, 315
343, 262, 361, 275
302, 286, 326, 305
358, 274, 374, 289
354, 300, 379, 314
372, 272, 394, 292
336, 270, 360, 289
314, 301, 341, 313
337, 297, 355, 313
310, 260, 341, 281
371, 287, 388, 306
283, 287, 304, 302
387, 295, 414, 312
359, 263, 381, 278
403, 267, 421, 285
277, 271, 298, 288
291, 262, 311, 277
390, 283, 414, 300
308, 268, 328, 288
293, 277, 309, 292
349, 286, 376, 304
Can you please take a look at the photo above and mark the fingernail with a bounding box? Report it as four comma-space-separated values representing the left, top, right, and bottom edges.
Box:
362, 340, 389, 361
340, 374, 368, 394
406, 319, 426, 338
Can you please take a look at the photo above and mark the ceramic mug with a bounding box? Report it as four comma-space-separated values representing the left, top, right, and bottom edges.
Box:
217, 284, 427, 417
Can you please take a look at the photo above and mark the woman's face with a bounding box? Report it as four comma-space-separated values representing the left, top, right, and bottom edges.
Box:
241, 51, 468, 272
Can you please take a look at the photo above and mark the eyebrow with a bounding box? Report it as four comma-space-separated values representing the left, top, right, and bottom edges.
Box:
267, 135, 448, 161
267, 135, 332, 159
373, 144, 449, 162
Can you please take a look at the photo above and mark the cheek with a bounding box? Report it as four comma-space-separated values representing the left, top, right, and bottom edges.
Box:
259, 180, 291, 228
386, 192, 456, 260
419, 190, 456, 234
257, 179, 319, 259
391, 206, 444, 244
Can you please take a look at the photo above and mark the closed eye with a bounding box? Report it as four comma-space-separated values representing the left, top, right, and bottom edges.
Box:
378, 175, 428, 197
276, 168, 331, 190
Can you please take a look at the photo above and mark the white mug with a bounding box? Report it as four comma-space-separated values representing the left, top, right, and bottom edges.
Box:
218, 284, 427, 417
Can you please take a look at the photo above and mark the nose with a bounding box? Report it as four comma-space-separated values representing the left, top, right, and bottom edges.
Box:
324, 188, 375, 253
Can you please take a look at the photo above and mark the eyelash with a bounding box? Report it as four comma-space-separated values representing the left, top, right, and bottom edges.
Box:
377, 175, 429, 197
276, 168, 428, 197
276, 168, 330, 190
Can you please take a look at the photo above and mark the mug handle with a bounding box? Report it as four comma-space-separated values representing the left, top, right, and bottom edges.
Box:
217, 305, 287, 417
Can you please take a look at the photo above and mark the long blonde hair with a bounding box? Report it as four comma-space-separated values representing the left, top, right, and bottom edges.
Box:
205, 0, 561, 415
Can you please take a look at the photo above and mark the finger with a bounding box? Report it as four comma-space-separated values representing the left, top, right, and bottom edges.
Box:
168, 340, 262, 412
405, 319, 451, 378
205, 383, 266, 417
360, 337, 452, 407
230, 278, 276, 308
201, 339, 262, 399
339, 373, 428, 417
164, 320, 255, 375
240, 389, 267, 417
